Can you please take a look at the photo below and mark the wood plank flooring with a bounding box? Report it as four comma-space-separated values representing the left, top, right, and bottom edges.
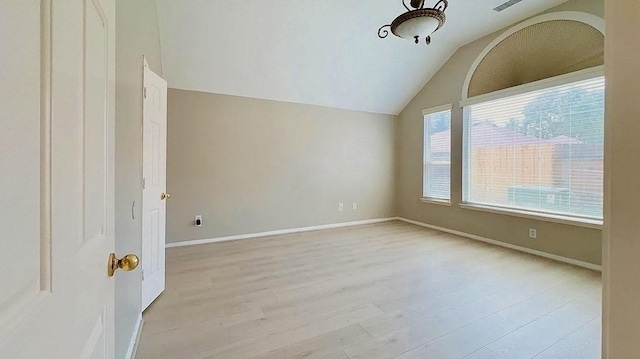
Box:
135, 221, 602, 359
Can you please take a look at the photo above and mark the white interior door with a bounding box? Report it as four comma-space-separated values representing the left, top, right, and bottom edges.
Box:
141, 61, 168, 311
0, 1, 125, 358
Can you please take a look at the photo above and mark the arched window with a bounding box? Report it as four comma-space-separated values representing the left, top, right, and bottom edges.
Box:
463, 12, 604, 99
460, 12, 605, 225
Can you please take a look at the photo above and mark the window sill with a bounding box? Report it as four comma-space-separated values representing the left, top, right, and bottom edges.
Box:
420, 198, 452, 206
458, 203, 603, 229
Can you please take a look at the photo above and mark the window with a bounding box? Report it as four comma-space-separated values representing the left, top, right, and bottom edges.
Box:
463, 76, 605, 220
423, 105, 452, 201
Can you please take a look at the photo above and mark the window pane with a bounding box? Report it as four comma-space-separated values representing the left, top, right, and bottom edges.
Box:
424, 108, 451, 200
464, 77, 604, 219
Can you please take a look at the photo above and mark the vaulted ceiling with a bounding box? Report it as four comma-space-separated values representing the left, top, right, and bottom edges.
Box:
156, 0, 570, 115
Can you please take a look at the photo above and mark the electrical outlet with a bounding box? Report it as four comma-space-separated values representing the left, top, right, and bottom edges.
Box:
338, 203, 344, 212
529, 228, 537, 239
352, 203, 357, 210
195, 215, 203, 227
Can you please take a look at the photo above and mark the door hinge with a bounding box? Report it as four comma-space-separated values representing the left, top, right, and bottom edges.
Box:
143, 87, 147, 99
143, 177, 146, 189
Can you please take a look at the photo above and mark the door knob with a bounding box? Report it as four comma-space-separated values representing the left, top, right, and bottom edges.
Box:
160, 192, 171, 200
108, 253, 139, 277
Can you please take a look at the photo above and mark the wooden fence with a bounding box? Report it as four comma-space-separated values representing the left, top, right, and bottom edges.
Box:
470, 144, 603, 215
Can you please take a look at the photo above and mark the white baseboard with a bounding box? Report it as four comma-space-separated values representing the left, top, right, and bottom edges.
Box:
166, 217, 397, 248
165, 216, 600, 271
126, 314, 143, 359
397, 217, 602, 271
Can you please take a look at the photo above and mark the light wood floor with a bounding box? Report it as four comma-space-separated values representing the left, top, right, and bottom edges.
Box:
136, 221, 602, 359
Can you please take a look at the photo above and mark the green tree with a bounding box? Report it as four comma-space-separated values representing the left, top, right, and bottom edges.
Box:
506, 117, 522, 133
428, 110, 451, 134
511, 85, 604, 144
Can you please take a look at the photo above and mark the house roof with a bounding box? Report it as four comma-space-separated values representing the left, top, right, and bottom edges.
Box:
430, 122, 582, 152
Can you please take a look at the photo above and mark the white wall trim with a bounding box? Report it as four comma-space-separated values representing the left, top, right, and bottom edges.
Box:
166, 216, 601, 271
397, 217, 602, 271
461, 11, 605, 100
165, 218, 397, 248
126, 314, 143, 359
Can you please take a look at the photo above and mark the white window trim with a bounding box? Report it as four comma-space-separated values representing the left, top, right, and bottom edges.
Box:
420, 197, 452, 206
459, 203, 603, 230
422, 104, 452, 116
459, 65, 604, 108
423, 104, 452, 201
461, 71, 605, 224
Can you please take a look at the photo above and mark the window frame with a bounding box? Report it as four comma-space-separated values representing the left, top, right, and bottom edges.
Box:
460, 67, 605, 226
422, 104, 453, 203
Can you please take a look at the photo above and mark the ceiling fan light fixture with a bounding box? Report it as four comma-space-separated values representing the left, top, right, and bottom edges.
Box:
379, 0, 448, 45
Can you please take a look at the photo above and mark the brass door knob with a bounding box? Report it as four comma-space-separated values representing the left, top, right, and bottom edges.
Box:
160, 192, 171, 200
108, 253, 139, 277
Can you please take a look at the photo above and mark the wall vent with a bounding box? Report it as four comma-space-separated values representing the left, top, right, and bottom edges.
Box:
493, 0, 524, 12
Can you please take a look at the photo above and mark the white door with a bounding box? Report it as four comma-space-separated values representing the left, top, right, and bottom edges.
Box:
0, 1, 129, 358
141, 61, 168, 311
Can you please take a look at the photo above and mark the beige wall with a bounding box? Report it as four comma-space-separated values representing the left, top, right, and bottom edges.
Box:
115, 0, 163, 357
395, 0, 604, 265
602, 0, 640, 356
166, 89, 396, 243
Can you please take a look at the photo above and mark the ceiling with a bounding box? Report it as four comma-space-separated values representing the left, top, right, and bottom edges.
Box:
156, 0, 570, 115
